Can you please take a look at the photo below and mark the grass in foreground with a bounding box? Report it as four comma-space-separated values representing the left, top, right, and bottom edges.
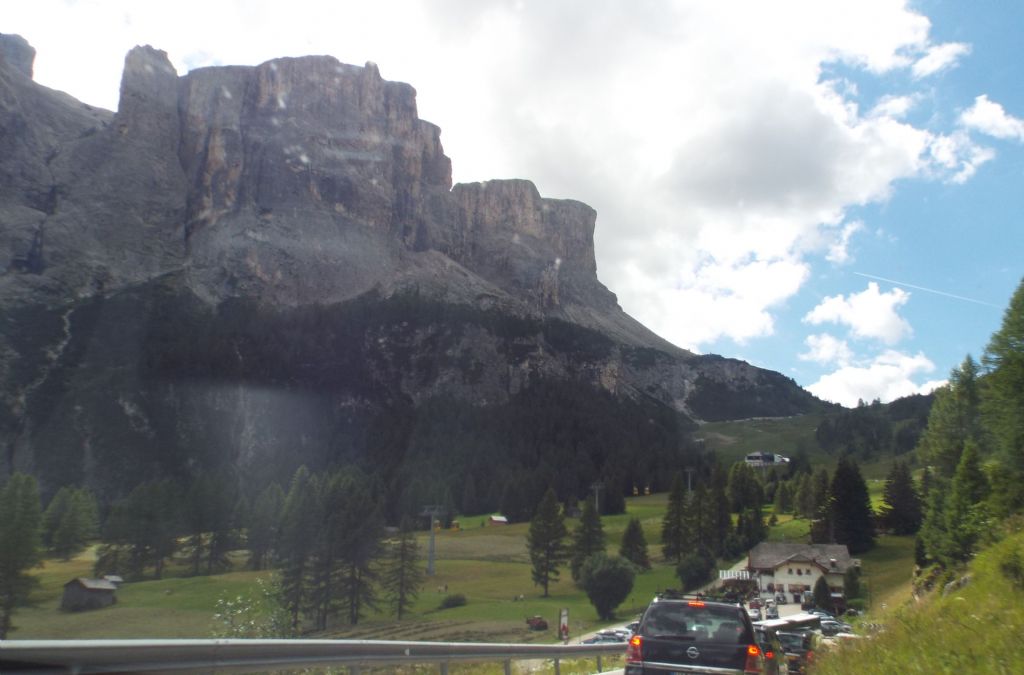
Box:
813, 527, 1024, 674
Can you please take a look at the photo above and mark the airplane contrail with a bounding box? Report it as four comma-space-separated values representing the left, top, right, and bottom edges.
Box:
854, 272, 1001, 308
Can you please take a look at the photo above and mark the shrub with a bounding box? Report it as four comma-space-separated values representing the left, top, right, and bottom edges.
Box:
676, 551, 715, 591
439, 593, 467, 609
998, 547, 1024, 589
581, 553, 637, 620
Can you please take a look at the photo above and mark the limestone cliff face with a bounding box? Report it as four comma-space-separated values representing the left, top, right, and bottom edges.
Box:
0, 36, 820, 495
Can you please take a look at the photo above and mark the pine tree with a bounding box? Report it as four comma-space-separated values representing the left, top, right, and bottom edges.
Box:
944, 442, 990, 563
381, 517, 424, 620
0, 473, 43, 639
879, 461, 923, 535
41, 487, 73, 550
335, 477, 384, 626
527, 488, 568, 597
709, 466, 732, 557
619, 517, 651, 570
793, 474, 812, 519
661, 473, 688, 563
686, 484, 713, 553
44, 487, 98, 560
828, 456, 875, 554
248, 483, 284, 570
570, 498, 605, 582
917, 356, 985, 478
812, 469, 831, 519
982, 277, 1024, 512
812, 574, 833, 612
278, 466, 318, 632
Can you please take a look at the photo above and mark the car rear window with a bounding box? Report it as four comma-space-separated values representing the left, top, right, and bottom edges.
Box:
642, 603, 752, 643
778, 632, 810, 650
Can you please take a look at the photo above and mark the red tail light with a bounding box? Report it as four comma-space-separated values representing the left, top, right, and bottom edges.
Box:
688, 600, 706, 607
744, 644, 762, 674
765, 650, 775, 659
626, 635, 642, 663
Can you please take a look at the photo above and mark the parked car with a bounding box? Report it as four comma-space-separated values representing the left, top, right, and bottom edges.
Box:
818, 619, 854, 636
626, 593, 766, 674
748, 607, 763, 621
754, 626, 785, 675
765, 605, 780, 620
777, 631, 814, 674
583, 631, 627, 644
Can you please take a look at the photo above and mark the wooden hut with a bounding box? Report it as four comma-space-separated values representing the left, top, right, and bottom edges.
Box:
61, 577, 117, 611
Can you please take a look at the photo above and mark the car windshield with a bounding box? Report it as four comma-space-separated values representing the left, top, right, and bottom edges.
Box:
1, 2, 1021, 669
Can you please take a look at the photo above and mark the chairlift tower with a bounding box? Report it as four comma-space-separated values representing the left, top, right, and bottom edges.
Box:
420, 505, 445, 576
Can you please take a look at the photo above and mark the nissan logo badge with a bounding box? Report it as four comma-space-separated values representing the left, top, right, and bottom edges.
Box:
687, 646, 700, 659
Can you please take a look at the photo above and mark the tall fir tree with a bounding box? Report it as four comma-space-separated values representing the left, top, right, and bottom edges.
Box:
44, 487, 99, 560
828, 456, 875, 554
380, 517, 424, 620
278, 466, 318, 633
661, 473, 688, 564
527, 488, 568, 597
982, 277, 1024, 512
0, 473, 43, 639
248, 483, 284, 571
916, 356, 985, 478
709, 465, 732, 557
619, 517, 651, 570
944, 442, 990, 563
879, 461, 923, 535
570, 497, 605, 582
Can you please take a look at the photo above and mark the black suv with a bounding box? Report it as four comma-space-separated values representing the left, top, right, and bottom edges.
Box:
626, 594, 766, 674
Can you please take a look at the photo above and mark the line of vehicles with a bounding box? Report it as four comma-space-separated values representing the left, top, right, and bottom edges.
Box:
609, 590, 857, 674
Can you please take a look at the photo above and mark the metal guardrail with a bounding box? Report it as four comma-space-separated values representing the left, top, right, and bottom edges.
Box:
0, 638, 627, 674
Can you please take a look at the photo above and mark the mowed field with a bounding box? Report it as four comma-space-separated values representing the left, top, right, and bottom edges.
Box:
13, 491, 914, 642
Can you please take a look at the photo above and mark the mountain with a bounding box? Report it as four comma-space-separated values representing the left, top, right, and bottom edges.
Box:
0, 35, 821, 513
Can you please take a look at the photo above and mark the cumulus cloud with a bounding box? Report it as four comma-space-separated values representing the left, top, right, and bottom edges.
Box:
3, 0, 994, 351
927, 131, 996, 183
912, 42, 971, 78
825, 221, 864, 264
805, 350, 941, 406
799, 333, 854, 366
961, 95, 1024, 141
804, 282, 912, 344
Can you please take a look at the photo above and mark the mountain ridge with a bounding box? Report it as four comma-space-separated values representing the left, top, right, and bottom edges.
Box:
0, 35, 823, 505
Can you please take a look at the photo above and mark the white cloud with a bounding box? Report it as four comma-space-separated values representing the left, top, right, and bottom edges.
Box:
2, 0, 991, 351
869, 95, 916, 119
960, 95, 1024, 141
804, 282, 912, 344
806, 350, 940, 406
799, 333, 853, 366
912, 42, 971, 78
825, 221, 864, 264
927, 131, 996, 183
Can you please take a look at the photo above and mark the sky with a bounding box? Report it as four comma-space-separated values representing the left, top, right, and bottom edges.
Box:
6, 0, 1023, 407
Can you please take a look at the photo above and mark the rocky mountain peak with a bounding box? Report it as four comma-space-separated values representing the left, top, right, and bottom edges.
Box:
0, 33, 34, 79
0, 37, 822, 498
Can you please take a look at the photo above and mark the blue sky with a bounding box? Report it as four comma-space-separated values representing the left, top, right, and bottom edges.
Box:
7, 1, 1023, 406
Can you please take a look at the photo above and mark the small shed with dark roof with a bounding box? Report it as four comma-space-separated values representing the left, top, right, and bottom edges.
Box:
61, 577, 118, 611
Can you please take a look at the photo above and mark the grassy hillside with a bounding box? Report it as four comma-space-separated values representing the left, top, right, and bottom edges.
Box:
814, 525, 1024, 674
702, 413, 917, 480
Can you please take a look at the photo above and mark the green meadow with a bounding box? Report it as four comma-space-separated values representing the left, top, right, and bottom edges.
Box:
13, 491, 915, 646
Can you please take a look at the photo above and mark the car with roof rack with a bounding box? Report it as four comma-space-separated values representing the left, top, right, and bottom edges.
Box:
626, 590, 768, 674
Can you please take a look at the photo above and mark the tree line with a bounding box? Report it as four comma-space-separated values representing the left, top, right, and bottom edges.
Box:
911, 278, 1024, 586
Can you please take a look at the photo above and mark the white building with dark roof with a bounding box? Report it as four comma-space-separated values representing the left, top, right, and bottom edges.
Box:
746, 542, 857, 604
